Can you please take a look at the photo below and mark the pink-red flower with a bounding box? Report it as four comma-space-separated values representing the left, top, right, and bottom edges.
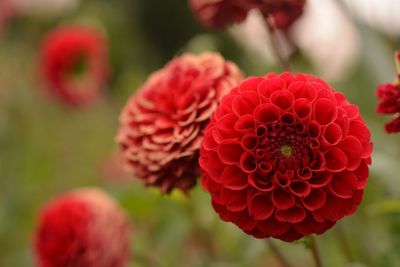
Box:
376, 51, 400, 133
39, 26, 109, 106
189, 0, 305, 30
199, 72, 372, 241
117, 53, 243, 193
35, 188, 131, 267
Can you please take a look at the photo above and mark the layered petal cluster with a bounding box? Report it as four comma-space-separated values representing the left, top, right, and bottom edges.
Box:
39, 26, 109, 106
199, 72, 372, 241
35, 188, 131, 267
189, 0, 305, 30
376, 51, 400, 133
117, 53, 243, 193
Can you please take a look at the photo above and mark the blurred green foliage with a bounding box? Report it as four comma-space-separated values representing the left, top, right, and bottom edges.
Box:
1, 0, 400, 267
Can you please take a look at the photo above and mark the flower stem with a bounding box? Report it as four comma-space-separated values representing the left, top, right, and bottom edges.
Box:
310, 235, 324, 267
266, 239, 293, 267
335, 223, 355, 262
264, 16, 291, 71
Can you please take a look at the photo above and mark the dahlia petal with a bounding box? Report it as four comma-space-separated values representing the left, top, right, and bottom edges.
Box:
232, 91, 260, 117
234, 211, 258, 231
222, 188, 247, 212
221, 165, 248, 190
275, 227, 304, 242
248, 174, 275, 192
354, 161, 369, 190
308, 172, 333, 188
302, 189, 326, 211
276, 206, 306, 223
206, 151, 225, 182
216, 113, 239, 139
294, 214, 332, 236
280, 113, 295, 124
329, 171, 357, 199
314, 195, 346, 221
288, 82, 317, 102
240, 151, 257, 173
334, 107, 350, 136
249, 194, 274, 220
289, 180, 311, 197
343, 104, 360, 120
272, 188, 295, 210
314, 98, 338, 125
258, 78, 287, 99
308, 120, 321, 138
294, 98, 312, 120
297, 167, 312, 180
339, 136, 363, 171
217, 140, 243, 164
270, 90, 295, 110
238, 77, 265, 93
322, 123, 343, 146
241, 134, 259, 150
256, 218, 291, 236
324, 148, 348, 172
348, 120, 371, 144
234, 114, 256, 133
254, 103, 281, 124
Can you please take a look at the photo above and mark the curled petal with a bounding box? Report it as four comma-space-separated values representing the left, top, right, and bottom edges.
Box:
324, 148, 348, 172
249, 194, 275, 220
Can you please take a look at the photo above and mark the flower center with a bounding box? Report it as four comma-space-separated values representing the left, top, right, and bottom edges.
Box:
280, 144, 292, 157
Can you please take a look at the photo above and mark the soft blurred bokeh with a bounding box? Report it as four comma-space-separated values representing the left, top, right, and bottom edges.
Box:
1, 0, 400, 266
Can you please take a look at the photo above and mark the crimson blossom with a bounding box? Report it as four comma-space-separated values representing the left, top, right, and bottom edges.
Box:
39, 26, 109, 106
189, 0, 305, 30
117, 53, 243, 193
199, 72, 372, 241
376, 51, 400, 133
35, 188, 131, 267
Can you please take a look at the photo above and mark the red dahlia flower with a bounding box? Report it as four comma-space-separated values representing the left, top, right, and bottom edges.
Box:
189, 0, 305, 30
117, 53, 243, 193
35, 188, 131, 267
376, 51, 400, 133
39, 26, 109, 106
199, 72, 372, 241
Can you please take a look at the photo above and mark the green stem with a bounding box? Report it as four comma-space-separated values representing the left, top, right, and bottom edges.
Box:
310, 235, 324, 267
266, 239, 293, 267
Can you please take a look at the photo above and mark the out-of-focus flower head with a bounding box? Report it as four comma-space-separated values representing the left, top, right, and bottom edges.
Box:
376, 51, 400, 133
199, 72, 372, 241
35, 188, 131, 267
117, 52, 243, 194
189, 0, 305, 30
39, 25, 109, 106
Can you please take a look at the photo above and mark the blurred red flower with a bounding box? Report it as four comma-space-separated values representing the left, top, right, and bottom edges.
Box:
39, 26, 109, 106
189, 0, 305, 30
117, 53, 243, 193
376, 51, 400, 133
199, 72, 372, 241
35, 188, 131, 267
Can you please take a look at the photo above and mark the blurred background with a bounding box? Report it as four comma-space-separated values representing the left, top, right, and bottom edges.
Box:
1, 0, 400, 266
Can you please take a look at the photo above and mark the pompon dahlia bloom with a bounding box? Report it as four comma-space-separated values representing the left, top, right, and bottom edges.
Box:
35, 188, 131, 267
376, 51, 400, 133
117, 53, 243, 193
199, 72, 372, 241
189, 0, 305, 30
39, 26, 109, 106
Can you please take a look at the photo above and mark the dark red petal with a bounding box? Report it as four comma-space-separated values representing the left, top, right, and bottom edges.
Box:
294, 98, 312, 120
302, 188, 326, 211
276, 206, 306, 223
241, 134, 259, 150
339, 136, 363, 170
221, 188, 247, 212
240, 151, 257, 173
329, 171, 357, 199
254, 103, 281, 124
258, 78, 286, 98
217, 140, 243, 164
270, 90, 294, 110
289, 180, 311, 197
249, 194, 275, 220
324, 147, 348, 172
309, 172, 333, 188
272, 188, 295, 210
314, 98, 338, 125
322, 123, 342, 146
232, 91, 260, 117
234, 114, 256, 132
221, 165, 248, 190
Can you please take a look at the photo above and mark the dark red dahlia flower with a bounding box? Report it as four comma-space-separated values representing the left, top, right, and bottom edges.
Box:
376, 51, 400, 133
39, 26, 109, 106
260, 0, 306, 30
35, 188, 131, 267
117, 53, 243, 193
189, 0, 305, 30
199, 72, 372, 241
